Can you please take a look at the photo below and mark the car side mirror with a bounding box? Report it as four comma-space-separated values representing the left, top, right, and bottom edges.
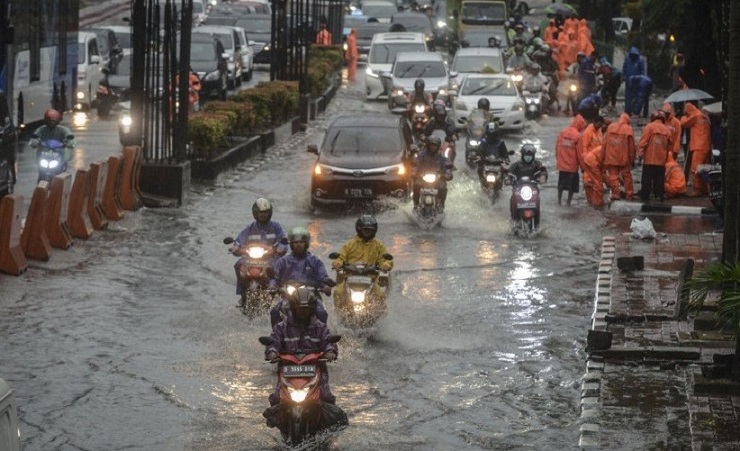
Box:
307, 144, 319, 154
449, 71, 458, 78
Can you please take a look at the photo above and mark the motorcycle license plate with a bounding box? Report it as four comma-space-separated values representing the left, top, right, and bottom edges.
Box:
283, 365, 316, 378
420, 188, 437, 195
518, 202, 537, 209
244, 259, 269, 268
484, 165, 499, 171
345, 188, 373, 198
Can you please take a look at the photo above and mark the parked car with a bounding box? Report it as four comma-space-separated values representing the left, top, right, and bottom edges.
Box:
390, 12, 434, 49
382, 51, 456, 109
193, 25, 245, 88
365, 32, 428, 100
77, 31, 104, 111
308, 114, 415, 208
452, 73, 525, 131
0, 90, 17, 197
190, 33, 229, 101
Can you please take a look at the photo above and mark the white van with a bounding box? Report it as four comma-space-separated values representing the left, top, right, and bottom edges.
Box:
0, 378, 22, 451
365, 32, 428, 100
77, 31, 103, 110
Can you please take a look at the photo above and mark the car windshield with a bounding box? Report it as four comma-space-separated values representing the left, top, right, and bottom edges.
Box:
77, 43, 86, 64
452, 55, 503, 73
193, 1, 204, 13
462, 77, 517, 96
324, 127, 401, 156
393, 60, 446, 78
461, 2, 506, 24
191, 42, 216, 61
393, 16, 432, 32
362, 3, 396, 19
237, 18, 271, 33
370, 43, 426, 64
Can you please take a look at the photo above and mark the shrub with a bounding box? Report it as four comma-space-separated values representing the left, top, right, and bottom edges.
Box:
203, 101, 256, 136
188, 112, 231, 159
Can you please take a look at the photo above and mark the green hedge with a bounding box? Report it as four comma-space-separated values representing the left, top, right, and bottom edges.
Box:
307, 46, 344, 97
188, 112, 231, 160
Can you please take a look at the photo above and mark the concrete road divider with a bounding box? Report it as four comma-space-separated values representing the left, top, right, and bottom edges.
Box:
20, 183, 52, 262
0, 194, 29, 275
46, 173, 74, 249
67, 169, 94, 239
102, 155, 125, 221
87, 161, 109, 230
119, 146, 142, 211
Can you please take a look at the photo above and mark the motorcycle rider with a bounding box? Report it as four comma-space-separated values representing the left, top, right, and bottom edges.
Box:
477, 121, 510, 185
423, 101, 457, 140
331, 215, 394, 312
522, 63, 550, 111
30, 109, 75, 163
506, 40, 532, 72
230, 198, 288, 308
508, 143, 547, 226
268, 226, 330, 327
264, 286, 339, 411
466, 98, 499, 127
412, 135, 453, 210
408, 78, 432, 107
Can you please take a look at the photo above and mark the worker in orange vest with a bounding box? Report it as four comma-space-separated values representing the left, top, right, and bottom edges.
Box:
664, 153, 687, 198
638, 110, 673, 202
680, 102, 711, 195
601, 113, 637, 201
316, 22, 332, 45
346, 28, 359, 81
579, 115, 606, 208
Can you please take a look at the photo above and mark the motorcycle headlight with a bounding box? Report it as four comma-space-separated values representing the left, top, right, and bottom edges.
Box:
422, 173, 437, 183
40, 159, 50, 168
247, 247, 267, 258
285, 286, 297, 296
533, 98, 541, 104
49, 160, 60, 169
394, 87, 405, 96
263, 44, 271, 51
288, 386, 310, 403
228, 55, 234, 63
120, 115, 133, 127
76, 91, 85, 100
520, 185, 534, 201
511, 74, 523, 82
204, 70, 220, 81
569, 83, 577, 92
438, 89, 447, 96
366, 67, 378, 78
486, 174, 497, 183
414, 104, 426, 113
350, 290, 366, 303
437, 20, 447, 28
469, 139, 479, 146
343, 42, 348, 51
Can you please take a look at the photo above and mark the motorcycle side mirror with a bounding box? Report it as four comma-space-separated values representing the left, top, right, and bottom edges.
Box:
327, 334, 342, 344
307, 144, 319, 154
264, 267, 275, 279
712, 149, 721, 157
323, 277, 337, 287
223, 237, 235, 244
328, 252, 340, 259
382, 253, 394, 260
258, 336, 273, 346
508, 150, 515, 155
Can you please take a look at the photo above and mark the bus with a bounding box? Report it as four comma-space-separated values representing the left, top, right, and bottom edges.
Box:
0, 0, 79, 132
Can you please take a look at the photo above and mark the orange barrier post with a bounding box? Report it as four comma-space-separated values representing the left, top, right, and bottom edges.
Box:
20, 183, 52, 261
87, 161, 109, 230
102, 155, 125, 220
119, 146, 142, 211
67, 169, 94, 239
46, 173, 74, 249
0, 194, 29, 275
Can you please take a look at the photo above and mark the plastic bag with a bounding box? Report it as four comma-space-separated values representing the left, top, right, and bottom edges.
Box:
630, 217, 656, 239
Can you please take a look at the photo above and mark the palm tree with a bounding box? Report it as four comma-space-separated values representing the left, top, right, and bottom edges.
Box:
685, 263, 740, 379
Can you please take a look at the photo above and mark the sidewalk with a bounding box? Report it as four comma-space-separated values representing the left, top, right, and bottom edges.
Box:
579, 233, 740, 449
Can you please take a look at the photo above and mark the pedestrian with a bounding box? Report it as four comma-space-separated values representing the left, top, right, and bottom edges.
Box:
637, 110, 672, 202
680, 102, 711, 196
577, 50, 597, 106
316, 22, 332, 45
622, 46, 645, 115
629, 74, 653, 118
659, 103, 682, 160
597, 59, 622, 112
580, 115, 606, 208
555, 114, 587, 206
663, 153, 687, 198
601, 113, 637, 201
345, 28, 358, 81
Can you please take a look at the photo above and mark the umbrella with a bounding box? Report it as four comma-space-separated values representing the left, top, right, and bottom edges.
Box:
664, 88, 714, 103
702, 101, 722, 115
544, 3, 578, 17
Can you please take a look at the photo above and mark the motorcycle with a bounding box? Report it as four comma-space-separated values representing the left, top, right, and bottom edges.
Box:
522, 81, 550, 120
96, 83, 121, 119
36, 139, 68, 182
505, 170, 546, 237
268, 278, 336, 328
224, 236, 286, 316
328, 252, 393, 328
427, 128, 457, 168
412, 170, 448, 228
558, 77, 579, 116
410, 103, 431, 143
477, 155, 508, 203
698, 148, 723, 217
464, 113, 487, 169
259, 335, 348, 446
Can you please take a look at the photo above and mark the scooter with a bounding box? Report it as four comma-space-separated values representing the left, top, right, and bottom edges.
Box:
259, 335, 348, 446
412, 170, 448, 229
328, 252, 393, 328
522, 84, 549, 120
410, 103, 430, 143
224, 236, 286, 316
698, 148, 723, 217
268, 278, 335, 328
505, 171, 546, 238
464, 114, 486, 169
477, 155, 507, 203
96, 83, 121, 119
36, 139, 68, 182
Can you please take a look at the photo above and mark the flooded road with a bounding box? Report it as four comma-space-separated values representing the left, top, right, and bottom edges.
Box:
0, 70, 717, 450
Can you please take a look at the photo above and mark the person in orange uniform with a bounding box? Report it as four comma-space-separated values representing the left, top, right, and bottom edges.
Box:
638, 111, 672, 202
660, 103, 681, 159
680, 102, 711, 195
544, 19, 558, 43
601, 113, 637, 201
664, 153, 687, 198
580, 115, 606, 208
345, 28, 359, 81
555, 114, 587, 206
316, 22, 332, 45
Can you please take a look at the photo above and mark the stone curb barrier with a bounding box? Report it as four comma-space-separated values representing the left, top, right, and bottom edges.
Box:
120, 146, 143, 211
0, 194, 29, 275
68, 169, 95, 239
610, 200, 717, 215
20, 184, 52, 262
88, 161, 109, 230
102, 155, 125, 220
46, 174, 75, 250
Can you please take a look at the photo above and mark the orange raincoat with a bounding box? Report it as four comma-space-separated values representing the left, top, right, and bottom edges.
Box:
556, 114, 587, 173
345, 29, 359, 81
660, 103, 682, 157
680, 103, 711, 194
664, 154, 687, 197
580, 123, 605, 207
601, 113, 636, 200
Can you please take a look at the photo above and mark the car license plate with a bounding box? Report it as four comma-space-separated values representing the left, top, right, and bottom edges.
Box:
345, 188, 373, 198
283, 365, 316, 377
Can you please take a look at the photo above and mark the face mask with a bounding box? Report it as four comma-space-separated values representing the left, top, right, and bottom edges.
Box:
523, 155, 534, 163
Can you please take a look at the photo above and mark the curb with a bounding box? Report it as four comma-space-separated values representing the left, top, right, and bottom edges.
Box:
609, 200, 717, 215
578, 236, 615, 448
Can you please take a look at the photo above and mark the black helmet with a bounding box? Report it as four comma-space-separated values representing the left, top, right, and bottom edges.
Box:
252, 197, 273, 222
426, 135, 442, 153
433, 103, 446, 117
477, 98, 490, 111
485, 121, 499, 137
355, 214, 378, 240
520, 143, 536, 162
288, 226, 311, 255
414, 78, 425, 93
288, 286, 318, 318
532, 25, 541, 36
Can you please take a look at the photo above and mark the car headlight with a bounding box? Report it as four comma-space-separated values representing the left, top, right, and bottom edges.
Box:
205, 71, 220, 81
228, 55, 234, 62
469, 139, 480, 146
366, 67, 378, 78
288, 386, 310, 403
77, 91, 85, 100
570, 83, 577, 92
395, 163, 406, 175
314, 163, 332, 176
512, 101, 524, 111
247, 247, 267, 258
486, 174, 497, 183
520, 185, 534, 201
422, 173, 437, 183
263, 44, 271, 51
437, 20, 447, 28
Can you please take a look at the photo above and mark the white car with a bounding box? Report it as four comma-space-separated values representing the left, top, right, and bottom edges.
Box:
453, 74, 525, 131
383, 51, 456, 109
77, 31, 103, 110
194, 25, 246, 87
365, 32, 428, 100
